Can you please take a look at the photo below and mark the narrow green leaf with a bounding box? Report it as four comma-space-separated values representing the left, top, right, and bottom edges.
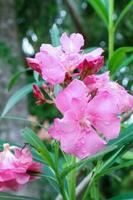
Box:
33, 71, 39, 82
120, 54, 133, 68
103, 160, 133, 175
108, 192, 133, 200
87, 0, 109, 27
109, 124, 133, 146
21, 127, 55, 170
97, 146, 125, 174
122, 151, 133, 160
0, 193, 39, 200
115, 0, 133, 30
1, 81, 43, 116
108, 47, 133, 75
50, 24, 60, 47
7, 69, 30, 91
61, 145, 117, 178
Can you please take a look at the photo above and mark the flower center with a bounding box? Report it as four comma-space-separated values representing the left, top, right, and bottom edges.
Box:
80, 116, 91, 128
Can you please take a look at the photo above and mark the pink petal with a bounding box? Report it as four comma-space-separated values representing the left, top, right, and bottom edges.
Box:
39, 53, 65, 85
55, 79, 89, 113
84, 71, 110, 93
26, 57, 41, 73
60, 32, 84, 53
49, 110, 106, 159
87, 91, 120, 140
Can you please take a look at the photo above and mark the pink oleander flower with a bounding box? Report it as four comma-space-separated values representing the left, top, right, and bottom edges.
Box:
84, 72, 133, 113
78, 48, 104, 78
27, 32, 104, 85
0, 143, 42, 191
55, 79, 90, 113
49, 80, 120, 159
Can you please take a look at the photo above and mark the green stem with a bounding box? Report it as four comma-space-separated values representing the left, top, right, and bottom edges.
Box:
82, 174, 95, 200
56, 172, 68, 200
68, 156, 76, 200
90, 180, 100, 200
108, 0, 115, 60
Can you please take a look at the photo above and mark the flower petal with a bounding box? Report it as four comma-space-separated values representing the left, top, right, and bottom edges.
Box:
87, 92, 120, 140
60, 32, 84, 53
55, 79, 89, 113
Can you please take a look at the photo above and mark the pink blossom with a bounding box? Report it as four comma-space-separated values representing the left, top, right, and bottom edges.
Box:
78, 48, 104, 77
60, 32, 84, 53
84, 72, 133, 113
27, 33, 84, 85
0, 144, 42, 191
55, 79, 89, 113
49, 81, 120, 159
84, 71, 110, 93
27, 33, 103, 85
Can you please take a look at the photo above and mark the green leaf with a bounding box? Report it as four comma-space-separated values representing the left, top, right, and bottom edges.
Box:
87, 0, 108, 27
61, 145, 117, 178
108, 47, 133, 75
50, 24, 60, 47
104, 160, 133, 175
108, 192, 133, 200
1, 81, 43, 116
109, 124, 133, 147
122, 151, 133, 160
0, 193, 39, 200
115, 0, 133, 30
21, 127, 55, 170
120, 54, 133, 68
96, 146, 125, 175
33, 71, 39, 82
7, 69, 30, 91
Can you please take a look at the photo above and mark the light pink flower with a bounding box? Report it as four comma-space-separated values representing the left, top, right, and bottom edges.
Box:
78, 48, 104, 76
84, 72, 133, 113
27, 33, 104, 85
84, 71, 110, 93
49, 81, 120, 159
60, 32, 84, 53
100, 82, 133, 113
55, 79, 89, 113
0, 144, 42, 191
27, 33, 84, 85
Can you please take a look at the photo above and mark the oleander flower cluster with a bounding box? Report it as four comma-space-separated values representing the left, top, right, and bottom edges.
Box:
27, 32, 133, 159
0, 143, 42, 191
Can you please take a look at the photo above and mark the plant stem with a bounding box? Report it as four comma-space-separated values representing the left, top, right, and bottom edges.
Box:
56, 172, 68, 200
90, 180, 100, 200
108, 0, 115, 60
82, 173, 95, 200
68, 156, 76, 200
